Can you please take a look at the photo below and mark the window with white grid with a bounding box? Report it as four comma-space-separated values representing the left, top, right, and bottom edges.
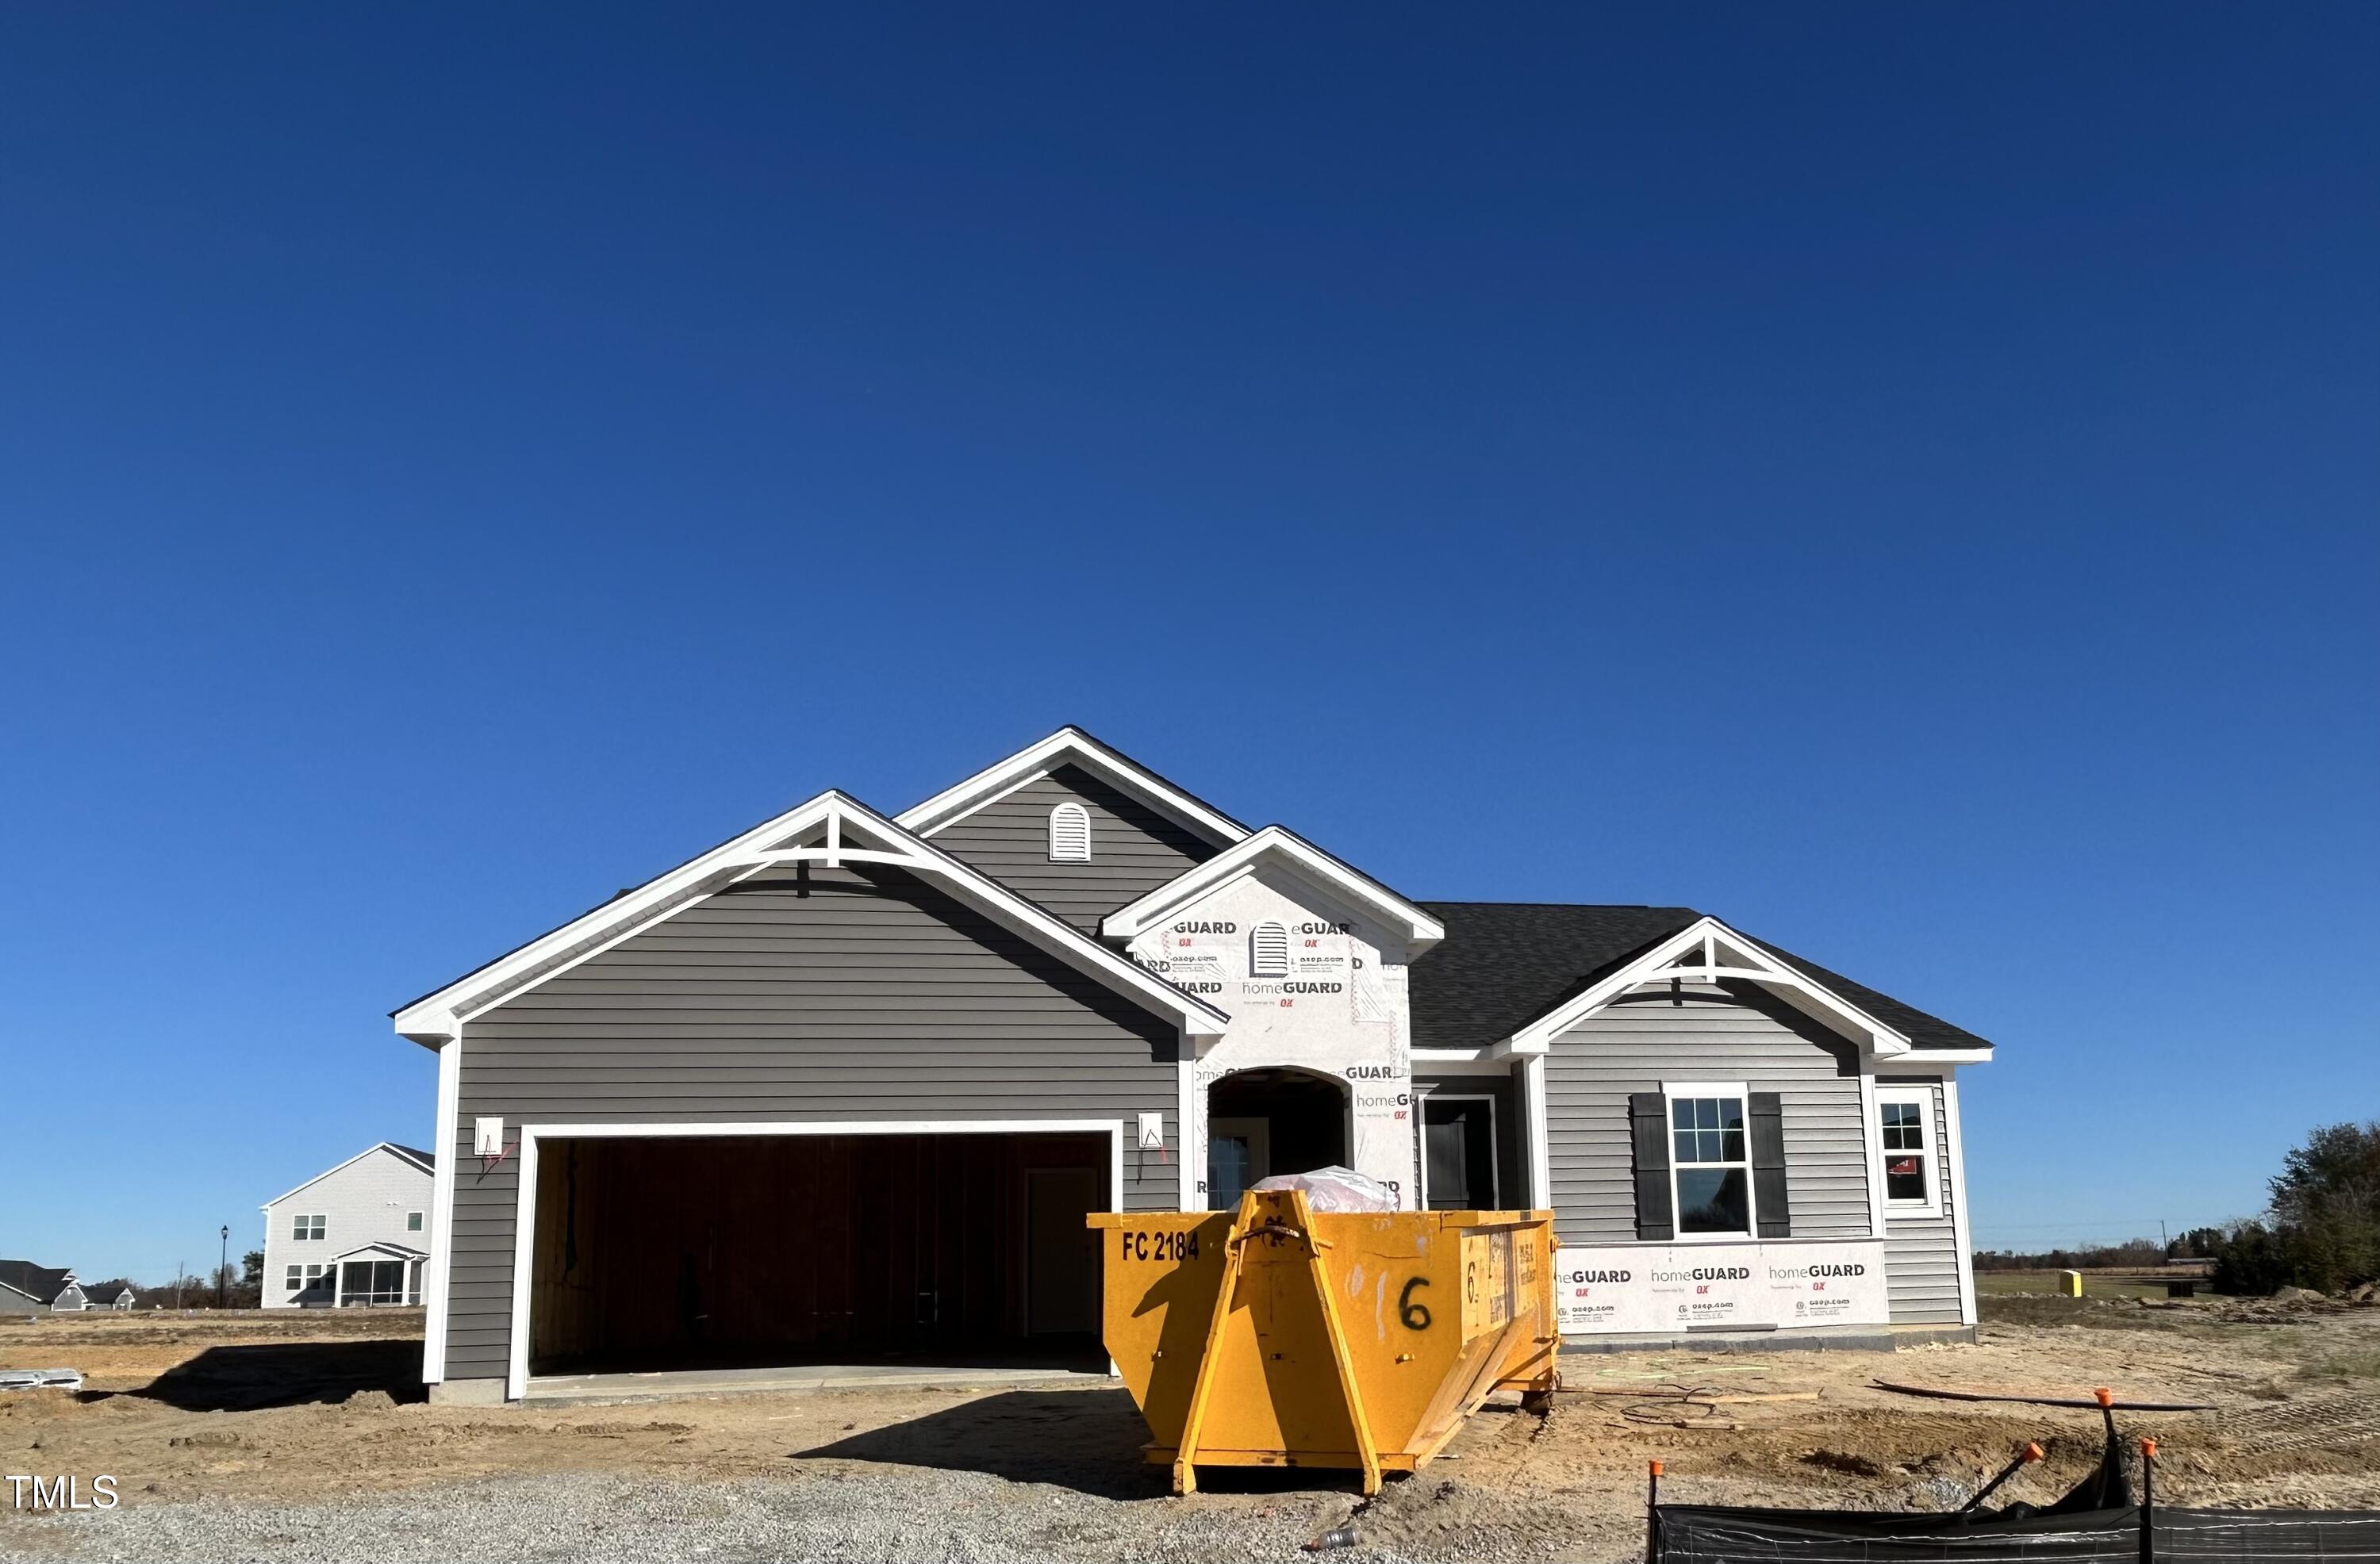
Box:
1876, 1087, 1940, 1215
1664, 1083, 1755, 1236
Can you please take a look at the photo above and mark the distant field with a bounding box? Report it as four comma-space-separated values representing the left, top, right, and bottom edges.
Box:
1975, 1268, 2225, 1300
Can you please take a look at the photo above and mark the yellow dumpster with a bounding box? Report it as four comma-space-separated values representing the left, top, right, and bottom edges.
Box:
1088, 1189, 1560, 1495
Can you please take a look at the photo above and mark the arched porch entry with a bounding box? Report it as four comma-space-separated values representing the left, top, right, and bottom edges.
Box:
1205, 1066, 1349, 1209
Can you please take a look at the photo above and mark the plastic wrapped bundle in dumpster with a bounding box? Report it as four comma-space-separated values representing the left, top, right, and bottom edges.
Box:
1250, 1164, 1398, 1213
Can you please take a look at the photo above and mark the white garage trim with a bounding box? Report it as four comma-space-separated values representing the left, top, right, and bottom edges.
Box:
503, 1117, 1128, 1401
1521, 1054, 1552, 1210
1941, 1075, 1977, 1327
1177, 1059, 1203, 1211
423, 1037, 461, 1385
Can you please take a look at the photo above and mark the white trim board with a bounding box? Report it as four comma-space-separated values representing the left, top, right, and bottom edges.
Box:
1410, 1051, 1516, 1076
896, 727, 1248, 848
1522, 1054, 1552, 1212
914, 767, 1050, 838
1941, 1075, 1978, 1328
502, 1117, 1129, 1401
422, 1037, 461, 1385
1100, 825, 1444, 949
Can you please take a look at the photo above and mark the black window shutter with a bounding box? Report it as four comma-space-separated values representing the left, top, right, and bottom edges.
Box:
1750, 1091, 1790, 1237
1628, 1092, 1675, 1240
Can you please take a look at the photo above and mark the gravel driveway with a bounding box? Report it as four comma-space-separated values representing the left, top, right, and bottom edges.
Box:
2, 1466, 1601, 1564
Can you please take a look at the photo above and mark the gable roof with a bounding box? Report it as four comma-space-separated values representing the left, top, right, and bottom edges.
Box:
1733, 933, 1992, 1053
392, 789, 1230, 1048
332, 1240, 428, 1263
0, 1262, 76, 1305
1409, 902, 1990, 1055
1102, 825, 1446, 949
1409, 903, 1701, 1050
897, 726, 1250, 849
262, 1141, 436, 1211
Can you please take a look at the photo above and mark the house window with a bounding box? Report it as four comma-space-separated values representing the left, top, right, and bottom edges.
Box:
288, 1263, 328, 1294
1665, 1085, 1754, 1236
406, 1211, 424, 1232
292, 1214, 325, 1240
1877, 1087, 1940, 1215
1048, 802, 1091, 861
1250, 920, 1290, 978
285, 1266, 302, 1293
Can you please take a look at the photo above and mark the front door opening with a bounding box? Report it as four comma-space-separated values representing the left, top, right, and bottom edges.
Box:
526, 1132, 1108, 1378
1206, 1068, 1349, 1209
1422, 1095, 1499, 1210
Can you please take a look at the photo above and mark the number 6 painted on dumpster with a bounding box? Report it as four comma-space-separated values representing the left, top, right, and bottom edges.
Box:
1399, 1275, 1432, 1330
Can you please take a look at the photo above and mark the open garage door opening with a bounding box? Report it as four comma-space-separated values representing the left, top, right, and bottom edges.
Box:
526, 1131, 1110, 1381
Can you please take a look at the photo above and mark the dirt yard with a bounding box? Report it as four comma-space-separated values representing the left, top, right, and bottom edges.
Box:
4, 1298, 2378, 1562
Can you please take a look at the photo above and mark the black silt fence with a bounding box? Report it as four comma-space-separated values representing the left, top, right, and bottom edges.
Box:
1648, 1428, 2380, 1564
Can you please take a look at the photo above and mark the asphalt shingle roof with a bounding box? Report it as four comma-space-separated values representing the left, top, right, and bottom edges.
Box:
1409, 902, 1990, 1053
0, 1261, 75, 1305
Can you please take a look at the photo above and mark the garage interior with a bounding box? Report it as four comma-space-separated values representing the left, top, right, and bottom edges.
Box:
527, 1132, 1110, 1378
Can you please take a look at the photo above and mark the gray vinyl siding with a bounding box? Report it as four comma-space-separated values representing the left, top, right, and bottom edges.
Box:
1879, 1075, 1964, 1324
1544, 984, 1870, 1245
923, 765, 1221, 933
444, 864, 1184, 1386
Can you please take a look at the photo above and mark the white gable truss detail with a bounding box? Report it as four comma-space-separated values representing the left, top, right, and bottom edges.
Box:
1100, 825, 1446, 951
896, 726, 1249, 849
1499, 917, 1916, 1058
392, 791, 1231, 1046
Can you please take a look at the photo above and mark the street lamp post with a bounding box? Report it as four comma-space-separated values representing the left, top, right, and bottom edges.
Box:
218, 1225, 228, 1309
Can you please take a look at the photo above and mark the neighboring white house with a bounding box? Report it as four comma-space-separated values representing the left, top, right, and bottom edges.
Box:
261, 1144, 434, 1309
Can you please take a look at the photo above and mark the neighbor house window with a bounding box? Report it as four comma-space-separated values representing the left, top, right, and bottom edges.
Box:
1876, 1087, 1940, 1215
1665, 1085, 1753, 1236
287, 1263, 327, 1294
1048, 802, 1091, 861
292, 1214, 325, 1240
406, 1211, 424, 1232
1250, 920, 1290, 978
285, 1266, 302, 1293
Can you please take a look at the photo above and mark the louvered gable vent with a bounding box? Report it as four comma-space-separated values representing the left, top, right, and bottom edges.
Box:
1250, 919, 1291, 977
1047, 801, 1092, 861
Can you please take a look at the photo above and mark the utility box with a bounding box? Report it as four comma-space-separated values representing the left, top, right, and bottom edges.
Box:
1088, 1189, 1559, 1495
2059, 1269, 2085, 1298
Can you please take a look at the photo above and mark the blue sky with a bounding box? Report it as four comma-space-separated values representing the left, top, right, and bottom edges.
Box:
3, 7, 2372, 1280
